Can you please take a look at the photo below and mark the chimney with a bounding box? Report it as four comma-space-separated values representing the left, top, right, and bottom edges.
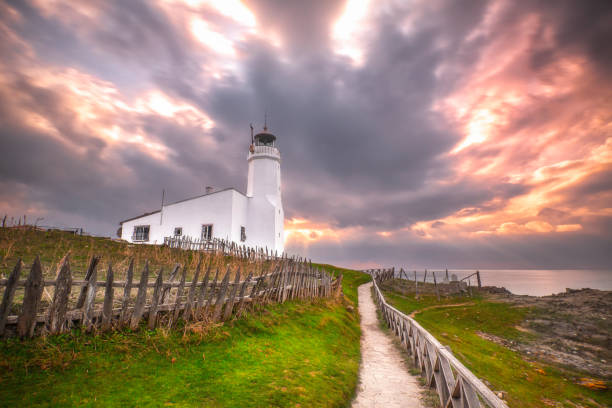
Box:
205, 186, 214, 194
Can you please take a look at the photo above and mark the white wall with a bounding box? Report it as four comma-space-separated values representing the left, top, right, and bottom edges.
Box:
230, 190, 248, 243
121, 189, 244, 244
120, 211, 162, 243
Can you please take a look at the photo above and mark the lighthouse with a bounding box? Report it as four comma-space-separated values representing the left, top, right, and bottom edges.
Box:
119, 122, 285, 254
246, 124, 284, 253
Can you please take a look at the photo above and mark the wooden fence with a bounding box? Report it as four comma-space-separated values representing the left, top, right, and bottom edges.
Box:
363, 268, 481, 287
363, 268, 481, 299
0, 255, 341, 338
370, 269, 508, 408
163, 236, 286, 261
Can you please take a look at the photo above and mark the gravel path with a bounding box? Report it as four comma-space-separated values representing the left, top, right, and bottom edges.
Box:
352, 282, 425, 408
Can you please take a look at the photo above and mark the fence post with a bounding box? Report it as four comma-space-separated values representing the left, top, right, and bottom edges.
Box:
82, 261, 98, 331
223, 267, 241, 320
130, 261, 149, 330
171, 265, 188, 325
76, 256, 100, 309
433, 271, 440, 301
235, 271, 253, 318
183, 257, 203, 321
0, 260, 22, 336
148, 269, 164, 329
206, 268, 220, 309
212, 267, 231, 321
120, 259, 134, 325
476, 271, 482, 288
161, 264, 180, 305
196, 261, 213, 319
101, 263, 114, 331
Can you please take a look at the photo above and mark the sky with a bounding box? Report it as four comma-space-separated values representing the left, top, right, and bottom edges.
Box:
0, 0, 611, 269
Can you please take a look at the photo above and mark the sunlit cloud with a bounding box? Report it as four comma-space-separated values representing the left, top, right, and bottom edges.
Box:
557, 224, 582, 232
0, 55, 216, 162
284, 217, 340, 243
135, 91, 215, 130
332, 0, 371, 65
169, 0, 256, 28
417, 0, 612, 246
190, 17, 236, 56
284, 217, 367, 248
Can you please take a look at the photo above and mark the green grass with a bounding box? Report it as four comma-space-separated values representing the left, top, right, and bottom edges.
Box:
0, 229, 371, 408
381, 281, 612, 408
0, 299, 365, 408
316, 264, 371, 304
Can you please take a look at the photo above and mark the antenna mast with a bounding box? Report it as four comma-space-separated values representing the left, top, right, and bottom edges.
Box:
160, 188, 165, 225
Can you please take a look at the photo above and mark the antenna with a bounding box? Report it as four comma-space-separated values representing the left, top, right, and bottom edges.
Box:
264, 110, 268, 131
250, 123, 254, 144
160, 188, 165, 225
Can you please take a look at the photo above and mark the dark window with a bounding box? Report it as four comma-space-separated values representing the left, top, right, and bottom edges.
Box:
201, 224, 213, 240
133, 225, 150, 241
240, 226, 246, 242
174, 227, 182, 236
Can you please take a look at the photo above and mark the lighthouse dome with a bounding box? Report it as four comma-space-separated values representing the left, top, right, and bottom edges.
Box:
254, 131, 276, 146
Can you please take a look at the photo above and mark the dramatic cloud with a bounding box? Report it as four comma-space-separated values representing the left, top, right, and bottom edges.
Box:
1, 0, 611, 268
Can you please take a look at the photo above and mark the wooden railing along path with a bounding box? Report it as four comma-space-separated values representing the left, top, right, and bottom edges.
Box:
369, 269, 508, 408
0, 255, 341, 338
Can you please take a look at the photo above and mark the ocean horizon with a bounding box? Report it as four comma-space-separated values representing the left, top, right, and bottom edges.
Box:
393, 268, 612, 296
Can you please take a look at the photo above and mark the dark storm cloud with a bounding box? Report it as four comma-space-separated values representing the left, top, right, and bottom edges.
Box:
0, 0, 611, 268
533, 0, 612, 73
243, 0, 346, 54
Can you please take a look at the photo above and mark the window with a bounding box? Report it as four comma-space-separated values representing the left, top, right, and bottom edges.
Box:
174, 227, 182, 237
201, 224, 213, 240
133, 225, 150, 242
240, 226, 246, 242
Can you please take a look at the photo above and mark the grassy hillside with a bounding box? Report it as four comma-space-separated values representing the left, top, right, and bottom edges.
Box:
379, 279, 611, 408
1, 227, 215, 280
0, 227, 371, 407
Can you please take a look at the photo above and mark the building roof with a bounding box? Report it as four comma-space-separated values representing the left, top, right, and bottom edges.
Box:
119, 187, 247, 224
119, 210, 160, 225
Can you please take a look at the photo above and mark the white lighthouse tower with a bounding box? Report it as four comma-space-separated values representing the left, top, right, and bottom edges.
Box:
246, 124, 284, 253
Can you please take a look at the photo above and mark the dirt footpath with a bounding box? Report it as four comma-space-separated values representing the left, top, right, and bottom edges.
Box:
352, 282, 425, 408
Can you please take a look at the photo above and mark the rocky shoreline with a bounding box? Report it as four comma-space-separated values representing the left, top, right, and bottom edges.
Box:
487, 287, 611, 379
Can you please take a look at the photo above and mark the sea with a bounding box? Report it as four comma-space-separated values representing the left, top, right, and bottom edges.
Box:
398, 269, 612, 297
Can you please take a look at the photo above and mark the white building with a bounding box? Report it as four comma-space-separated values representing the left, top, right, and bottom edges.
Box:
119, 126, 284, 253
